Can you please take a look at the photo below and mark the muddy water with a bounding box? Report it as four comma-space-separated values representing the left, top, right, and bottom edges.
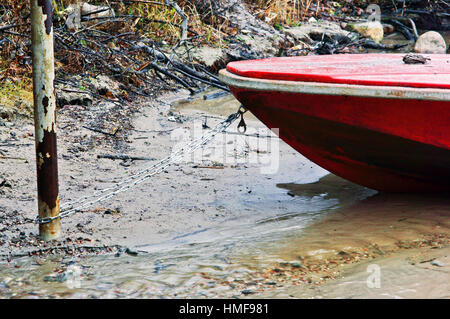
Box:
1, 173, 447, 298
1, 90, 449, 298
0, 175, 376, 298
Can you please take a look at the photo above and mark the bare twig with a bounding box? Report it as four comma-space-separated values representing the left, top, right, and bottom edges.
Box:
97, 154, 156, 161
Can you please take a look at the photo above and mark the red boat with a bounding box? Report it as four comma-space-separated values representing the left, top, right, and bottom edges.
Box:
220, 54, 450, 192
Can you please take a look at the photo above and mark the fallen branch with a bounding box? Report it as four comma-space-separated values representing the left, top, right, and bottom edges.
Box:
97, 154, 156, 161
0, 155, 28, 161
82, 125, 119, 137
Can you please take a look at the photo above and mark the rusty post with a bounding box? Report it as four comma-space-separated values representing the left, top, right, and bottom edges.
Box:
31, 0, 61, 240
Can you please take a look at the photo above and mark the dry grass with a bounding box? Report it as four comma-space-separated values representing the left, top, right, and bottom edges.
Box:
0, 0, 342, 115
0, 1, 33, 113
0, 73, 33, 115
246, 0, 321, 26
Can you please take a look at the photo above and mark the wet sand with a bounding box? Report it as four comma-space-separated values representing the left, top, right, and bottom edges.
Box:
0, 90, 449, 298
0, 89, 331, 256
251, 247, 450, 299
233, 178, 449, 298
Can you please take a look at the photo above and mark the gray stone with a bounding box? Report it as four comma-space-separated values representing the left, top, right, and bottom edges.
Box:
55, 86, 93, 107
191, 46, 225, 69
285, 21, 351, 43
414, 31, 447, 54
238, 34, 279, 56
0, 105, 15, 121
430, 259, 445, 267
66, 3, 81, 31
81, 3, 115, 19
89, 75, 120, 96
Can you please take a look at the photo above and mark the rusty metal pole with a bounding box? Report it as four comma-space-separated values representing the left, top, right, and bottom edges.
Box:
31, 0, 61, 240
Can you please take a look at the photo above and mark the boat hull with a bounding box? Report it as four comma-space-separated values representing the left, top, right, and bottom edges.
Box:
220, 70, 450, 193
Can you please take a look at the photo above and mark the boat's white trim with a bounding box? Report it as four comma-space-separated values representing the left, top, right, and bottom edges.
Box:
219, 69, 450, 102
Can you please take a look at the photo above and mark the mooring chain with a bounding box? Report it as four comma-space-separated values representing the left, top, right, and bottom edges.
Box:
35, 107, 247, 224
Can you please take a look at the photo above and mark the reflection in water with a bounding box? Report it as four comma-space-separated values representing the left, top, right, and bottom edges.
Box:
1, 176, 448, 298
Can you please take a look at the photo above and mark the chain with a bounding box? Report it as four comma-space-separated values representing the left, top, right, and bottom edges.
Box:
35, 107, 246, 224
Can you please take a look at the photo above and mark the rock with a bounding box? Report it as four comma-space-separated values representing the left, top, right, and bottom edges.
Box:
248, 35, 280, 57
348, 21, 384, 43
125, 247, 138, 256
81, 3, 114, 19
224, 32, 281, 63
286, 21, 351, 43
403, 53, 430, 65
430, 259, 444, 267
193, 33, 280, 70
414, 31, 447, 54
0, 106, 15, 121
191, 46, 225, 70
194, 0, 282, 41
44, 273, 68, 283
55, 86, 93, 107
65, 3, 81, 31
291, 262, 303, 268
239, 34, 280, 56
383, 23, 395, 35
0, 179, 12, 188
89, 75, 120, 96
0, 282, 9, 289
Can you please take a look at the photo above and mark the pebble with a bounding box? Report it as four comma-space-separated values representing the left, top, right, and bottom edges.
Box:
0, 282, 9, 289
125, 247, 138, 256
430, 259, 444, 267
44, 273, 68, 283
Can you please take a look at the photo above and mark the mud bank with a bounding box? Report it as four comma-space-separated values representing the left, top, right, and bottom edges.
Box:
0, 89, 330, 258
0, 90, 448, 298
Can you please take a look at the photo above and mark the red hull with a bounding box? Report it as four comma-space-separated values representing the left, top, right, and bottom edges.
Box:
221, 55, 450, 192
229, 88, 450, 192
